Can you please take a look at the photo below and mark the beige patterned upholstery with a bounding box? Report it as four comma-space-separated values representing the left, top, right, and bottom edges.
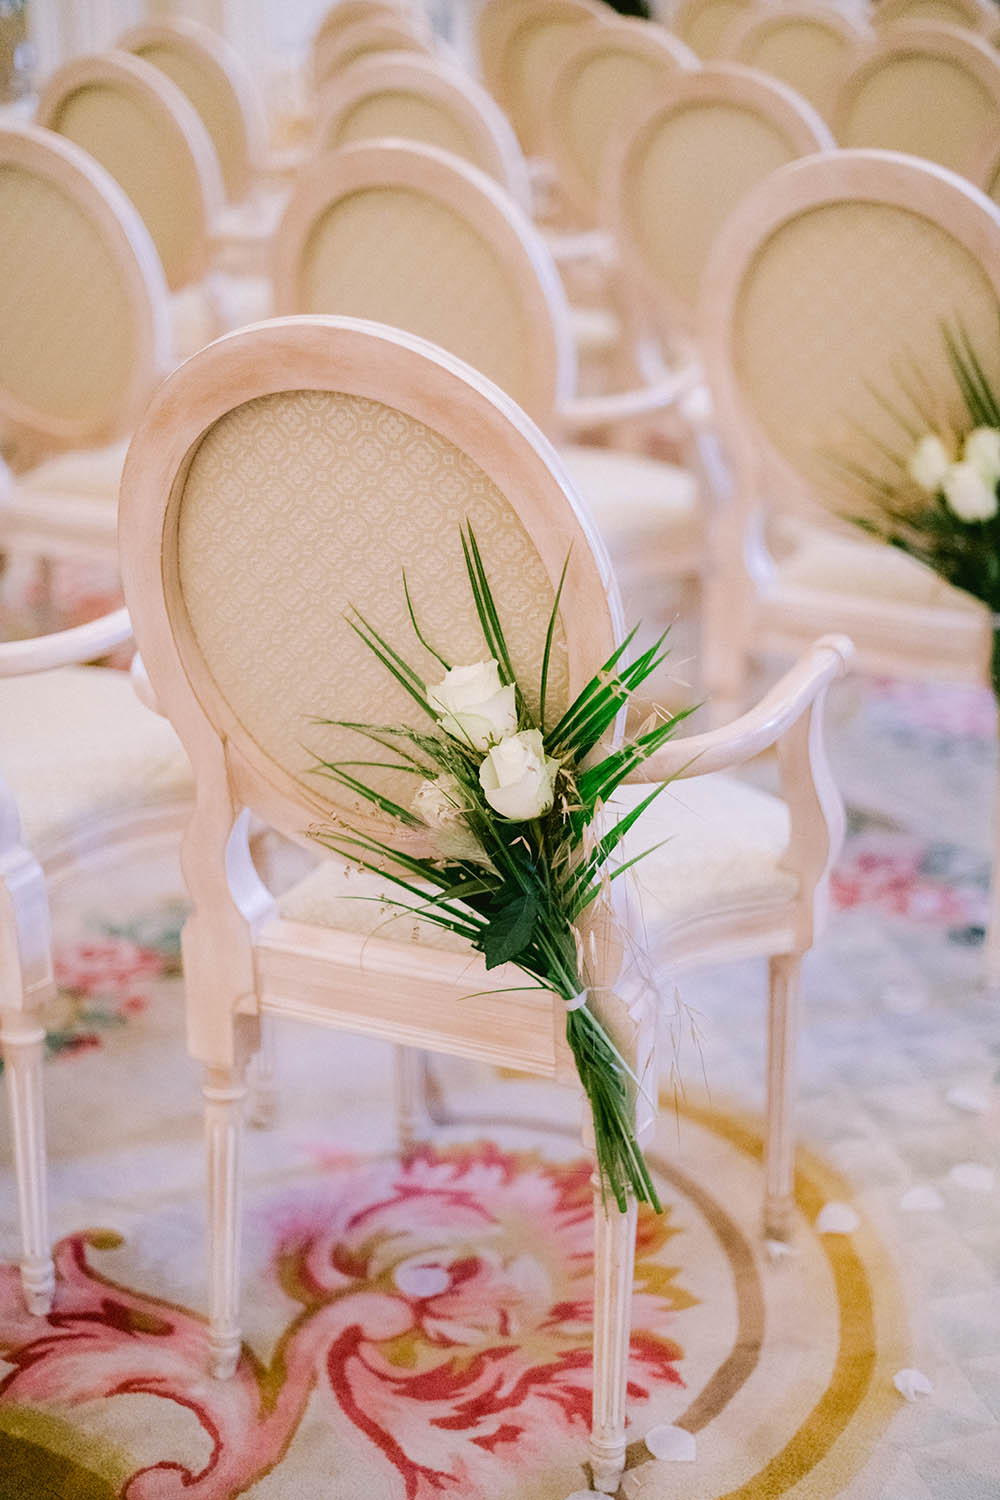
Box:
674, 0, 750, 58
126, 39, 249, 202
175, 389, 569, 818
732, 199, 1000, 501
0, 667, 192, 850
0, 164, 135, 429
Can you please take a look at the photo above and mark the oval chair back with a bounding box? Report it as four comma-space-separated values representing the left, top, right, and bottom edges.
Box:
36, 50, 223, 292
671, 0, 754, 59
271, 139, 576, 428
0, 123, 171, 460
873, 0, 998, 33
480, 0, 606, 156
313, 15, 433, 97
717, 3, 872, 122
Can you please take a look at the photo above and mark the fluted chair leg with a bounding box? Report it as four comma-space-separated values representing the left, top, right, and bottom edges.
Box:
204, 1065, 246, 1378
589, 1177, 637, 1495
393, 1045, 426, 1155
1, 1012, 54, 1315
764, 952, 802, 1240
247, 1014, 278, 1128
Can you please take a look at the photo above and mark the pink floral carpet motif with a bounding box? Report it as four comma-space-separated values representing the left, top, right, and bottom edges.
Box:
0, 1146, 686, 1500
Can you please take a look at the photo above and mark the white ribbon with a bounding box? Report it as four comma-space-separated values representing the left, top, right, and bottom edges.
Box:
565, 989, 588, 1011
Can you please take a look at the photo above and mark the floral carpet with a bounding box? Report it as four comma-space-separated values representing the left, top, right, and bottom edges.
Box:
1, 565, 999, 1497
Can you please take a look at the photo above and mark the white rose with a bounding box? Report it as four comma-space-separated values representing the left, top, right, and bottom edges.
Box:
479, 729, 559, 821
942, 460, 998, 523
427, 659, 517, 750
412, 774, 486, 863
963, 426, 1000, 486
907, 434, 951, 492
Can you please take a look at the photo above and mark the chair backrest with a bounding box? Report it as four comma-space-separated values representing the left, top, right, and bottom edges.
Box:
272, 139, 576, 427
480, 0, 606, 156
873, 0, 998, 32
117, 316, 618, 853
610, 64, 834, 339
542, 17, 698, 223
315, 51, 532, 209
672, 0, 753, 58
718, 4, 872, 121
834, 23, 1000, 180
313, 0, 422, 57
0, 124, 171, 458
699, 149, 1000, 522
313, 15, 432, 95
972, 132, 1000, 203
36, 51, 223, 292
118, 18, 267, 204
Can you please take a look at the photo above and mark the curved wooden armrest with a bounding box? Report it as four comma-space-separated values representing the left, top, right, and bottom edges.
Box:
544, 228, 615, 266
558, 361, 701, 432
622, 635, 854, 784
0, 607, 132, 677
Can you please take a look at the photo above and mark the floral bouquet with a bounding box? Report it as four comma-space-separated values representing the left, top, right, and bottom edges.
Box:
837, 323, 1000, 691
309, 526, 692, 1213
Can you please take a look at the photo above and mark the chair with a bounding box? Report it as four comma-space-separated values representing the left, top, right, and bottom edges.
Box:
478, 0, 606, 160
117, 313, 850, 1492
312, 14, 434, 97
717, 2, 872, 123
671, 0, 754, 59
540, 15, 698, 227
0, 608, 193, 1317
314, 49, 533, 208
0, 124, 171, 566
271, 138, 705, 630
833, 22, 1000, 180
872, 0, 999, 32
697, 147, 1000, 971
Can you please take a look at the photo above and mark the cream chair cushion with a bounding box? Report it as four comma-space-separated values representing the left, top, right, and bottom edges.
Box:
171, 274, 272, 359
778, 526, 980, 610
0, 666, 192, 850
278, 770, 794, 946
16, 440, 128, 504
559, 443, 701, 575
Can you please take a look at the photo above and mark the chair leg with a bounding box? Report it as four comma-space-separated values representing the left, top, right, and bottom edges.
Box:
204, 1065, 247, 1378
589, 1176, 638, 1495
247, 1014, 278, 1129
1, 1012, 54, 1315
764, 953, 802, 1241
393, 1045, 426, 1154
984, 775, 1000, 988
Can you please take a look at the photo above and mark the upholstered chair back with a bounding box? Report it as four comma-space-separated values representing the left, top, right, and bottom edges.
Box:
313, 16, 432, 95
973, 134, 1000, 203
119, 18, 266, 203
718, 4, 872, 122
873, 0, 997, 31
118, 317, 616, 851
312, 0, 422, 63
699, 149, 1000, 523
0, 124, 171, 460
610, 64, 833, 339
480, 0, 605, 155
36, 51, 223, 291
542, 18, 698, 222
315, 52, 532, 208
672, 0, 753, 59
272, 140, 575, 427
834, 23, 1000, 179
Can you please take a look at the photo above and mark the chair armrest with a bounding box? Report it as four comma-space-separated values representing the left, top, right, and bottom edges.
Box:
558, 361, 701, 432
622, 635, 853, 784
0, 608, 132, 677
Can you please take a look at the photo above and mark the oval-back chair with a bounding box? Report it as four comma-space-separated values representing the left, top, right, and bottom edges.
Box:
717, 2, 873, 122
315, 50, 532, 208
671, 0, 753, 58
833, 22, 1000, 180
609, 64, 834, 345
480, 0, 606, 156
873, 0, 998, 32
312, 14, 433, 97
541, 17, 698, 225
36, 50, 223, 294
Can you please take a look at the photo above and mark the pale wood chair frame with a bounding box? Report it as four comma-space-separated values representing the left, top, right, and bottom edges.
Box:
480, 0, 607, 158
717, 2, 873, 120
833, 22, 1000, 180
1, 609, 191, 1318
118, 17, 268, 204
118, 312, 850, 1492
873, 0, 999, 32
313, 49, 533, 209
607, 63, 835, 343
312, 14, 432, 96
540, 16, 699, 225
671, 0, 754, 59
0, 123, 171, 460
699, 147, 1000, 970
36, 50, 225, 292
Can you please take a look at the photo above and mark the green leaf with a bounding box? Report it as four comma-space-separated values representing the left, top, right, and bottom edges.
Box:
403, 570, 451, 670
540, 548, 571, 732
482, 888, 539, 969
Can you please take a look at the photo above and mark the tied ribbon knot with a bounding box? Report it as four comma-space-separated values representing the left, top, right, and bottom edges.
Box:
565, 989, 588, 1012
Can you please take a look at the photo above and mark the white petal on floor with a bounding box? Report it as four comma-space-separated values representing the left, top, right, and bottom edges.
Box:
816, 1201, 861, 1234
900, 1184, 945, 1212
947, 1162, 996, 1192
764, 1238, 797, 1261
645, 1425, 697, 1461
894, 1368, 933, 1401
945, 1085, 991, 1115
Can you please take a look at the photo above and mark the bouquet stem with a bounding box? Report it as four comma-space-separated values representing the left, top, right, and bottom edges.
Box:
565, 1005, 661, 1215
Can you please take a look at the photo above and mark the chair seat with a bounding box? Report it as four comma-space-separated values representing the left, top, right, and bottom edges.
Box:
778, 527, 980, 612
277, 770, 794, 952
0, 666, 192, 851
16, 440, 129, 504
570, 304, 620, 356
171, 276, 273, 360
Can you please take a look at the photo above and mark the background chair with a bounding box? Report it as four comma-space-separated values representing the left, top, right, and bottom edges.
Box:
717, 1, 873, 123
872, 0, 999, 32
0, 124, 172, 568
0, 608, 192, 1318
833, 22, 1000, 180
697, 147, 1000, 970
312, 13, 434, 97
670, 0, 754, 59
118, 313, 849, 1493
